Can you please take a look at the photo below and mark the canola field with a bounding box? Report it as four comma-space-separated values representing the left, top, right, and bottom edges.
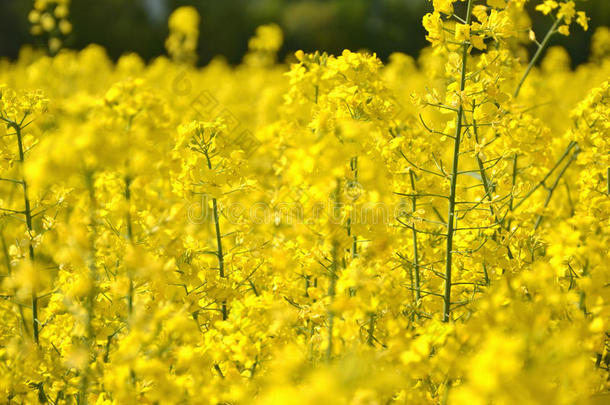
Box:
1, 0, 610, 403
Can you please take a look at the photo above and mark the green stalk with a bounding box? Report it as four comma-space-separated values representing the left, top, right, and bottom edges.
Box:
2, 229, 30, 336
471, 110, 495, 216
509, 154, 518, 213
79, 171, 99, 405
513, 141, 577, 211
326, 180, 341, 362
349, 156, 358, 259
470, 110, 513, 259
366, 312, 375, 347
326, 241, 338, 361
408, 170, 421, 303
13, 123, 39, 343
124, 174, 134, 315
533, 145, 579, 230
123, 117, 135, 317
443, 0, 473, 323
514, 18, 561, 98
203, 151, 227, 320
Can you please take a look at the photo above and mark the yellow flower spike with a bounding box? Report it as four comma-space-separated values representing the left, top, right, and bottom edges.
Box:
166, 6, 200, 65
248, 24, 283, 53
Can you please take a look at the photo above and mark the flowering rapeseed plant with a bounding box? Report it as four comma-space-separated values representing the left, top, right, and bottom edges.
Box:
0, 1, 609, 404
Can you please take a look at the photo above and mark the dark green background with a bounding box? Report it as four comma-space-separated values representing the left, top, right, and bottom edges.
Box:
0, 0, 608, 66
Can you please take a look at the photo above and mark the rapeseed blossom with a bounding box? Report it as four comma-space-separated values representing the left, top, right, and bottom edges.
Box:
0, 1, 609, 404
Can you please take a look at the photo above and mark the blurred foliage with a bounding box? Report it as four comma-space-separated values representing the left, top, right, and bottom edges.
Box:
0, 0, 608, 66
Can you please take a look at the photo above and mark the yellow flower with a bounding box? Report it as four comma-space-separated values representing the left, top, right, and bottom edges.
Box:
28, 10, 40, 23
535, 0, 558, 15
558, 24, 570, 36
472, 5, 488, 24
557, 1, 576, 24
2, 1, 610, 403
432, 0, 454, 15
455, 23, 470, 42
248, 24, 283, 53
59, 19, 72, 35
40, 12, 55, 31
49, 37, 62, 52
576, 11, 589, 31
54, 4, 69, 19
487, 0, 507, 8
165, 6, 200, 64
423, 12, 445, 46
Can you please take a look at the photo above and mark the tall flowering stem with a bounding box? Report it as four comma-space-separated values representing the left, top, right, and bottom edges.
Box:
408, 170, 421, 303
124, 173, 134, 315
443, 0, 474, 323
13, 121, 39, 342
203, 149, 228, 320
326, 180, 341, 362
514, 18, 561, 99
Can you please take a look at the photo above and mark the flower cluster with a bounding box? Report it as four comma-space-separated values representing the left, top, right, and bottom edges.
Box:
28, 0, 72, 53
165, 6, 200, 65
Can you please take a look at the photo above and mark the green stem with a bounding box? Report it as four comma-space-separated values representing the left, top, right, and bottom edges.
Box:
408, 170, 421, 303
471, 111, 496, 218
513, 141, 577, 211
124, 174, 134, 315
471, 110, 513, 260
349, 156, 358, 259
509, 154, 518, 212
13, 123, 38, 343
443, 0, 473, 323
2, 229, 30, 336
534, 145, 579, 230
482, 262, 490, 286
326, 180, 341, 362
366, 312, 375, 347
203, 151, 227, 320
326, 241, 338, 362
514, 18, 561, 98
79, 171, 99, 405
